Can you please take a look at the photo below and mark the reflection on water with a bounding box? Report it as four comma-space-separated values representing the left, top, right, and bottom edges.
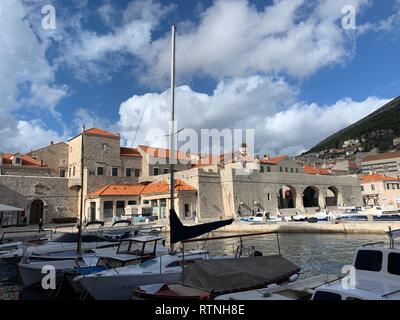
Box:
167, 232, 386, 278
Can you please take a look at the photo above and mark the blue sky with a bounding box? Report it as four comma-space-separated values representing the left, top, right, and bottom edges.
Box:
1, 0, 399, 155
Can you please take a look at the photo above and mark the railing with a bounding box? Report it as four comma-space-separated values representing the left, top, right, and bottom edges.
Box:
0, 228, 53, 243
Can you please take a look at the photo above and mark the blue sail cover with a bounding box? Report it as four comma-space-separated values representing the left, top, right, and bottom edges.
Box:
169, 209, 234, 244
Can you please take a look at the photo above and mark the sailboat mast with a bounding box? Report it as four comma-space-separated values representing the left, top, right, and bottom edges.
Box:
77, 125, 85, 255
169, 25, 176, 251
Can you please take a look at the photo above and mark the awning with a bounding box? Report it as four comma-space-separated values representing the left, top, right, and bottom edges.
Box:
0, 204, 23, 212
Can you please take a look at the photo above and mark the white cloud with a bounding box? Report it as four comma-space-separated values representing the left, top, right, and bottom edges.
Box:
0, 118, 66, 153
118, 76, 390, 156
140, 0, 369, 84
0, 0, 69, 152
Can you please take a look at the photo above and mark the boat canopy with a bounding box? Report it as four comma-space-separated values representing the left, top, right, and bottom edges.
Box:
169, 209, 233, 244
179, 255, 300, 294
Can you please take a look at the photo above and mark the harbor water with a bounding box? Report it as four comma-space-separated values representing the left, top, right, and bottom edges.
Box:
0, 232, 387, 299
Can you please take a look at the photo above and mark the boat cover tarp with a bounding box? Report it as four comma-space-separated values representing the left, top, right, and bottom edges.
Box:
179, 255, 300, 294
169, 209, 233, 244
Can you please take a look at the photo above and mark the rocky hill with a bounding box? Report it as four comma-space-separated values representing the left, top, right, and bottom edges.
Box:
306, 96, 400, 155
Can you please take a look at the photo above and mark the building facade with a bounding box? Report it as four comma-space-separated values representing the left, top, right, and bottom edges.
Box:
361, 151, 400, 175
360, 173, 400, 208
0, 127, 364, 225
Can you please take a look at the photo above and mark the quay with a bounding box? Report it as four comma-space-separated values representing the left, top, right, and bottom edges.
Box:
167, 220, 400, 235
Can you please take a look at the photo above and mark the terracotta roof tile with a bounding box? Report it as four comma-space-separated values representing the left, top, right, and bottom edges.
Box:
84, 127, 120, 139
88, 184, 145, 198
303, 165, 332, 175
120, 147, 142, 157
1, 153, 46, 167
88, 180, 196, 198
360, 173, 400, 182
141, 180, 196, 195
138, 145, 191, 161
260, 155, 287, 165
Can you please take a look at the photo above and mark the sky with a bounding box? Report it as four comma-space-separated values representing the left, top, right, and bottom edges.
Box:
0, 0, 399, 156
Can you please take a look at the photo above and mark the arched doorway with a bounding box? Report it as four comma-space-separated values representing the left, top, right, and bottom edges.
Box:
325, 186, 339, 206
278, 185, 296, 209
303, 186, 319, 208
30, 199, 44, 224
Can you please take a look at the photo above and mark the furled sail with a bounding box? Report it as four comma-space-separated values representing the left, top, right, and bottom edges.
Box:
169, 209, 233, 244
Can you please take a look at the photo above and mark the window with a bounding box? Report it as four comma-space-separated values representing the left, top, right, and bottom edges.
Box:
73, 166, 76, 176
285, 167, 288, 172
371, 184, 375, 191
260, 166, 264, 172
296, 168, 299, 173
97, 167, 104, 176
153, 167, 159, 176
59, 169, 66, 178
134, 168, 140, 177
388, 253, 400, 276
112, 168, 118, 176
126, 168, 132, 177
128, 200, 136, 205
15, 157, 21, 164
267, 193, 271, 201
163, 168, 169, 174
360, 185, 364, 192
68, 168, 71, 177
355, 250, 382, 272
267, 166, 271, 172
280, 167, 283, 172
290, 168, 293, 173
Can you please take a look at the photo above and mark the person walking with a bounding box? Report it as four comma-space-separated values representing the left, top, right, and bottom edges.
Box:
38, 217, 44, 233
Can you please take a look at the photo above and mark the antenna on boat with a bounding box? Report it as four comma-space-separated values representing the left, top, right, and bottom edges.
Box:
77, 125, 85, 256
169, 25, 176, 253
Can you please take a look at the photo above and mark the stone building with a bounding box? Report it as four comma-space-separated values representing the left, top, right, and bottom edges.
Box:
0, 127, 364, 225
360, 173, 400, 208
361, 151, 400, 175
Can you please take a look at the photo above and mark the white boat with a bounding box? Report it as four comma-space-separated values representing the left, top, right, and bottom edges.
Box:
0, 233, 118, 265
311, 233, 400, 300
215, 274, 338, 300
18, 235, 166, 287
74, 250, 210, 300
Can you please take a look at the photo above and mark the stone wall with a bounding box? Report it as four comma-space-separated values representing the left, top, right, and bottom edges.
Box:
0, 175, 78, 224
28, 142, 68, 177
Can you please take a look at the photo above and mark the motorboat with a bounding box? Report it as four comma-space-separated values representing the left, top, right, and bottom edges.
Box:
18, 235, 166, 287
0, 233, 120, 265
74, 250, 210, 300
311, 230, 400, 300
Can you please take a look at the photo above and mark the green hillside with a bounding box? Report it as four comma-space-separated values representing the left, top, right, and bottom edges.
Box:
307, 96, 400, 154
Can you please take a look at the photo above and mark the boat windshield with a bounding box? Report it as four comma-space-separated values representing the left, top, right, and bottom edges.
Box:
355, 250, 383, 272
388, 253, 400, 276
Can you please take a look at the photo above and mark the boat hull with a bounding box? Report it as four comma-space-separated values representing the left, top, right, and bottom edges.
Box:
76, 272, 181, 300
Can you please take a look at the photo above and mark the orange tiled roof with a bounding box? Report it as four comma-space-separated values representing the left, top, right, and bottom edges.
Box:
360, 173, 400, 182
138, 145, 191, 161
88, 180, 196, 198
1, 153, 46, 167
303, 165, 332, 175
120, 147, 141, 157
141, 180, 196, 195
260, 155, 287, 165
88, 184, 146, 198
84, 127, 120, 139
